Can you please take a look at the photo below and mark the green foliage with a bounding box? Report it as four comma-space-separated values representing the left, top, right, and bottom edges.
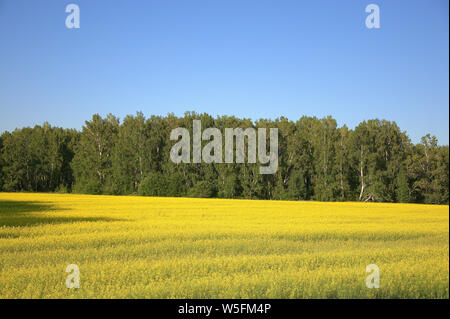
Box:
138, 172, 184, 197
71, 114, 119, 194
0, 112, 448, 204
55, 184, 69, 194
188, 180, 217, 198
138, 173, 166, 196
0, 124, 76, 192
0, 134, 3, 191
396, 166, 411, 203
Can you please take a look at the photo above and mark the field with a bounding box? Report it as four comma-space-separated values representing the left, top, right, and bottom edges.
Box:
0, 193, 448, 299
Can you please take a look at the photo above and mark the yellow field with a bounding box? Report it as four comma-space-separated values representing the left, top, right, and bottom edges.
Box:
0, 192, 448, 299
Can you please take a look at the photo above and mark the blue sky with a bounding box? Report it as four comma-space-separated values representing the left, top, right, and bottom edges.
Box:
0, 0, 448, 144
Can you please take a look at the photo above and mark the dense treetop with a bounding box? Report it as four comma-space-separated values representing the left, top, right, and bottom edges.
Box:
0, 112, 448, 204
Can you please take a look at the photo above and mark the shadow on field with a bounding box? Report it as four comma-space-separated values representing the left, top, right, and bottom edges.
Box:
0, 200, 121, 227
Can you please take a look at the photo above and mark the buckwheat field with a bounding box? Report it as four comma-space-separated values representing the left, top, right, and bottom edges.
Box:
0, 192, 448, 298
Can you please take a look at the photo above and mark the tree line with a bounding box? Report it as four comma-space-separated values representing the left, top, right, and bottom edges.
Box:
0, 112, 448, 204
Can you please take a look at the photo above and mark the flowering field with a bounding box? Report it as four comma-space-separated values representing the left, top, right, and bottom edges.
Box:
0, 192, 448, 298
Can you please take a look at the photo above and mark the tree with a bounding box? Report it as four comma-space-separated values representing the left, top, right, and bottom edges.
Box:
112, 112, 150, 194
0, 124, 76, 192
1, 112, 447, 204
335, 125, 353, 200
351, 120, 408, 202
0, 134, 3, 191
138, 171, 184, 197
396, 166, 411, 203
72, 114, 119, 194
408, 135, 449, 204
311, 116, 339, 201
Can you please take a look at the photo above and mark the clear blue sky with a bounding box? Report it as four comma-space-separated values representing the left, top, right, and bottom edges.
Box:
0, 0, 448, 144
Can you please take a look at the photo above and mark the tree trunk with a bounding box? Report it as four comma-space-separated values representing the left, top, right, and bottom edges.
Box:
359, 146, 365, 201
